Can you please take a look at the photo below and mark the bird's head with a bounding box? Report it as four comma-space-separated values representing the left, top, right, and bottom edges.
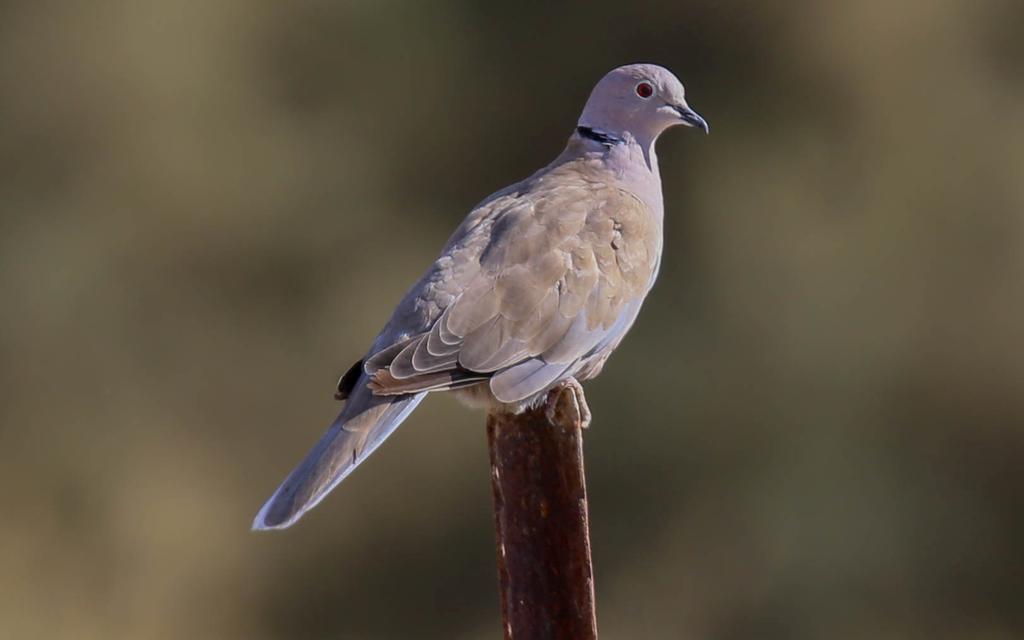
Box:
578, 63, 708, 143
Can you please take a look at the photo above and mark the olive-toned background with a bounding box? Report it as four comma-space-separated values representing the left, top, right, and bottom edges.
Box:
2, 1, 1022, 638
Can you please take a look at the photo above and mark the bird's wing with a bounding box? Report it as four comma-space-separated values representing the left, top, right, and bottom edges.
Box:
367, 164, 661, 403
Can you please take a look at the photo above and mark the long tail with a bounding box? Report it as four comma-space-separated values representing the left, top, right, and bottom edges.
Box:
252, 383, 425, 530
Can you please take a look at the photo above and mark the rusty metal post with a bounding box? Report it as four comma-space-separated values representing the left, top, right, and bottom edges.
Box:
486, 388, 598, 639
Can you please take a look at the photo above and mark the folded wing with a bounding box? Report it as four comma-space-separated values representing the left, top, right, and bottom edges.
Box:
368, 172, 660, 404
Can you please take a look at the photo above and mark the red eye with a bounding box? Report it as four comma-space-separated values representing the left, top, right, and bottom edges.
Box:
635, 82, 654, 98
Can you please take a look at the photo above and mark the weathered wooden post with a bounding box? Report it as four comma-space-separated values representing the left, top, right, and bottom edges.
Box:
487, 385, 598, 639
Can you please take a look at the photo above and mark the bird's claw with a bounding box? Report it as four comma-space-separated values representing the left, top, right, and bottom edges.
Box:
544, 377, 592, 429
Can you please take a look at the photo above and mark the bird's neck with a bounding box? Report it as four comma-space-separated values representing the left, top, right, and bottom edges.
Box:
561, 127, 664, 216
574, 120, 662, 167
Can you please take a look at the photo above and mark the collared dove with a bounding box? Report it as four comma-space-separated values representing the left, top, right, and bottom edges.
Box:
253, 63, 708, 530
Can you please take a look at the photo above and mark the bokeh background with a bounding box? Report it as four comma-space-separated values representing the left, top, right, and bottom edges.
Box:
2, 1, 1023, 638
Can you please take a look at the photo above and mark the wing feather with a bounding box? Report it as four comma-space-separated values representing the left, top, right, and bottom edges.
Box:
426, 316, 461, 355
412, 333, 459, 370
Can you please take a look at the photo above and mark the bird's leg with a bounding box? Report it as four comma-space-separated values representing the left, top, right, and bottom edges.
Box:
544, 377, 592, 429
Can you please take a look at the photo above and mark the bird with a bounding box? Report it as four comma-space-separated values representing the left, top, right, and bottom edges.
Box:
253, 63, 708, 530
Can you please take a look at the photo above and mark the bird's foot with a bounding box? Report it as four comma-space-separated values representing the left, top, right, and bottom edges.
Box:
544, 377, 592, 429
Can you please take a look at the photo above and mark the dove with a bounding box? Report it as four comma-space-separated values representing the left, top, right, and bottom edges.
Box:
253, 63, 708, 530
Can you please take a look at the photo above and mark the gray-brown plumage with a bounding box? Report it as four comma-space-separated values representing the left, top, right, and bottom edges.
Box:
367, 159, 660, 404
253, 63, 708, 530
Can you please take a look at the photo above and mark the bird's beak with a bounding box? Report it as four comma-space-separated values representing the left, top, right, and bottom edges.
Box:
673, 104, 709, 134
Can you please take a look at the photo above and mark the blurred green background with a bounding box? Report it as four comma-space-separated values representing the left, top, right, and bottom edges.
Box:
2, 1, 1023, 638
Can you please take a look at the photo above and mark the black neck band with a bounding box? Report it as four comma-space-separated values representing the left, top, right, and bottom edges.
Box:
576, 126, 623, 147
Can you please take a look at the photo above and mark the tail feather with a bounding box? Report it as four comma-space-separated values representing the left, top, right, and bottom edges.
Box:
252, 386, 425, 530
